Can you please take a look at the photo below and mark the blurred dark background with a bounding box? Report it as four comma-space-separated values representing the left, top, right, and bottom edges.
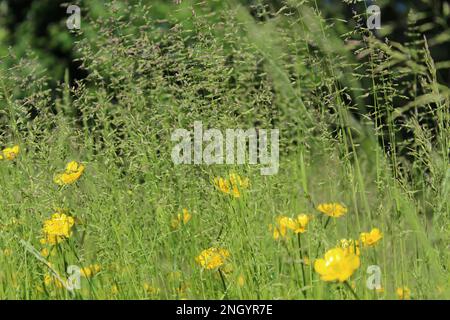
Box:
0, 0, 448, 85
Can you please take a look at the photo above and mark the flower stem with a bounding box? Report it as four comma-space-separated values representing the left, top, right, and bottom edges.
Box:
297, 233, 308, 299
218, 268, 228, 299
344, 281, 360, 300
323, 216, 331, 229
315, 216, 332, 257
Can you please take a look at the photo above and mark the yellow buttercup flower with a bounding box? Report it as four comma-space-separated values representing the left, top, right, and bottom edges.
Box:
286, 214, 311, 234
196, 247, 230, 270
270, 214, 311, 239
41, 212, 75, 245
278, 216, 296, 230
269, 216, 289, 240
437, 285, 444, 295
339, 239, 360, 256
269, 224, 283, 240
376, 287, 385, 294
396, 287, 411, 300
215, 177, 231, 194
54, 161, 85, 185
214, 173, 249, 198
43, 273, 65, 289
0, 145, 20, 160
43, 274, 53, 287
302, 256, 311, 266
314, 247, 360, 282
317, 203, 347, 218
229, 173, 249, 189
40, 248, 50, 258
143, 283, 160, 295
111, 284, 119, 295
175, 283, 189, 298
171, 208, 192, 229
40, 247, 57, 258
360, 228, 383, 247
237, 274, 245, 287
80, 264, 101, 278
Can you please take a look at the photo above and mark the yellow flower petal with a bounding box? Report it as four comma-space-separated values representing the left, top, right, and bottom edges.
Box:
314, 247, 360, 282
196, 247, 230, 270
317, 203, 347, 217
360, 228, 383, 247
41, 212, 75, 245
1, 145, 20, 160
54, 161, 85, 185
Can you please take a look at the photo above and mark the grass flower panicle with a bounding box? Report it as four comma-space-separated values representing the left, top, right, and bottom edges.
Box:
0, 1, 446, 301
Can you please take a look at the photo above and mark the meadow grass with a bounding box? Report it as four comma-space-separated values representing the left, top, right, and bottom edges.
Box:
0, 0, 448, 300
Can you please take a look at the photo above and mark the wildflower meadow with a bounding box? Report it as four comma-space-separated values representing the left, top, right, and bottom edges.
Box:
0, 0, 449, 301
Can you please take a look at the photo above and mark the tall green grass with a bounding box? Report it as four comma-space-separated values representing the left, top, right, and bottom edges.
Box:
0, 0, 448, 299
